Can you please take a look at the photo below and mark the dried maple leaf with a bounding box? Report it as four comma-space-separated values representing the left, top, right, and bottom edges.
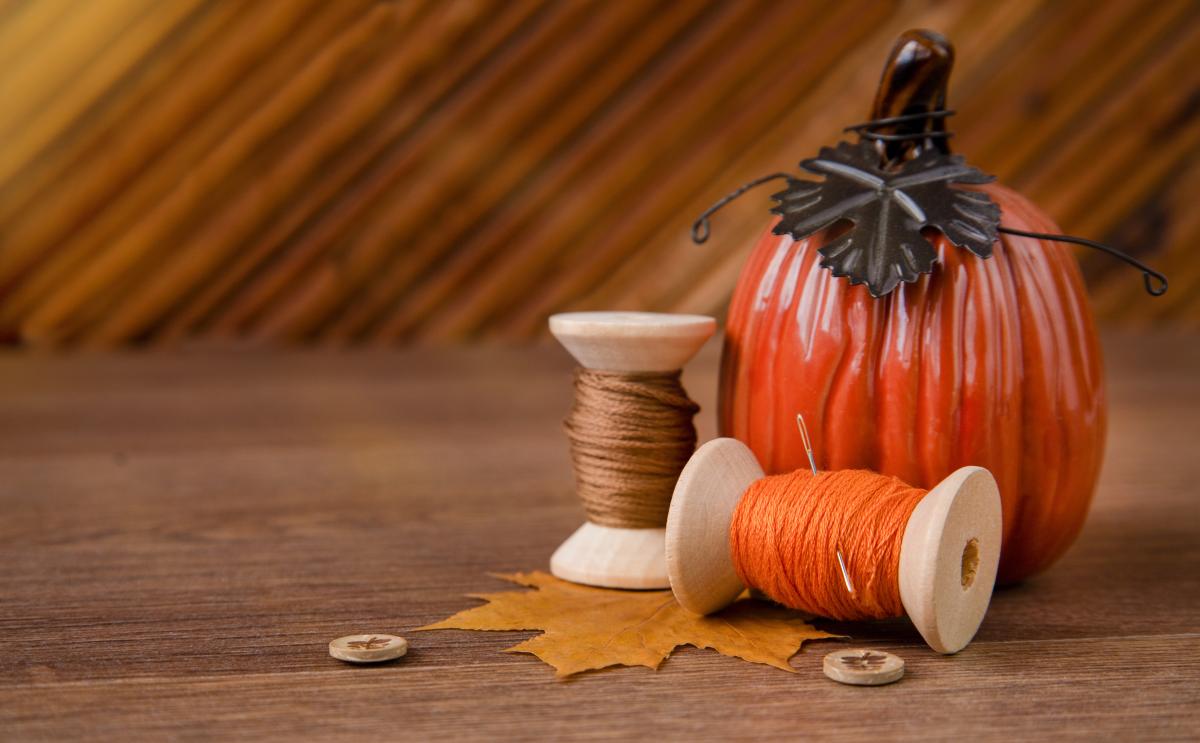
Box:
417, 572, 842, 677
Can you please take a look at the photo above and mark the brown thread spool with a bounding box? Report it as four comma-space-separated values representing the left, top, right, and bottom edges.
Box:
565, 368, 699, 529
549, 312, 715, 589
665, 438, 1002, 653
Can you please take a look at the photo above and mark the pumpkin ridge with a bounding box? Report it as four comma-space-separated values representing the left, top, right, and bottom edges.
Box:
861, 273, 888, 470
983, 213, 1025, 556
764, 232, 793, 470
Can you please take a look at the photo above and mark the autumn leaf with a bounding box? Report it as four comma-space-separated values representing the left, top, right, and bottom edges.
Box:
417, 572, 842, 677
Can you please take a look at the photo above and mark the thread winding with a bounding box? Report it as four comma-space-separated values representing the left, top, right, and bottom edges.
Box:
729, 469, 926, 621
564, 368, 699, 528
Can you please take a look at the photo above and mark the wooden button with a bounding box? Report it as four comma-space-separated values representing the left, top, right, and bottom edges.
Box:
822, 648, 904, 686
329, 634, 408, 664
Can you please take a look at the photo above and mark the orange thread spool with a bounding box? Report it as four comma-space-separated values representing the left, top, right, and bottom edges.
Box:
729, 469, 926, 621
667, 438, 1002, 653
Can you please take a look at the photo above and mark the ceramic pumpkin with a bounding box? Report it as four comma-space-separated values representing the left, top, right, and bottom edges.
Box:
709, 31, 1120, 584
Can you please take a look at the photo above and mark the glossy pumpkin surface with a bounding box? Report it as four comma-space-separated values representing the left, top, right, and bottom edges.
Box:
719, 183, 1106, 583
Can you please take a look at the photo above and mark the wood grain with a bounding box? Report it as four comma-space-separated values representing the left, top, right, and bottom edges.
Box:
0, 335, 1197, 739
0, 0, 1196, 348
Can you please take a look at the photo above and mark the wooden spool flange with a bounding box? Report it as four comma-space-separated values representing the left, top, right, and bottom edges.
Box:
549, 311, 716, 589
665, 438, 1002, 653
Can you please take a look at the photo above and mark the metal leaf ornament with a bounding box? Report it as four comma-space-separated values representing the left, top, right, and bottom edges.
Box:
771, 140, 999, 297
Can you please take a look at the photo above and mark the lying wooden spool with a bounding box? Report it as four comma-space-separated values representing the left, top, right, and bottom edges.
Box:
665, 438, 1002, 653
549, 311, 715, 589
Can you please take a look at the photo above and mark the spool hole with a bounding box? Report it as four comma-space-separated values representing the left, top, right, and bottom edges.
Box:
960, 538, 980, 589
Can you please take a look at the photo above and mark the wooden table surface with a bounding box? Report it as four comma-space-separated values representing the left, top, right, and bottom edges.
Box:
2, 333, 1198, 741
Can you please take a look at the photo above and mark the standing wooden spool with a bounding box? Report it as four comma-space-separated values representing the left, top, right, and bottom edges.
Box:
549, 311, 716, 589
666, 438, 1002, 653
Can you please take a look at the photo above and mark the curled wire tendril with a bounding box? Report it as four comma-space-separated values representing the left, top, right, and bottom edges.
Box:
692, 173, 791, 244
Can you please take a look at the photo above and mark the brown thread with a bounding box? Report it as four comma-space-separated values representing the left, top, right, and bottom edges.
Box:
729, 469, 925, 621
564, 368, 700, 528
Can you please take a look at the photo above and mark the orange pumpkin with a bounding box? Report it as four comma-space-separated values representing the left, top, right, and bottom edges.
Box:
716, 32, 1106, 584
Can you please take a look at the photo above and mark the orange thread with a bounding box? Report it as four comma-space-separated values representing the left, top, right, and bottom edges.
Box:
729, 469, 926, 621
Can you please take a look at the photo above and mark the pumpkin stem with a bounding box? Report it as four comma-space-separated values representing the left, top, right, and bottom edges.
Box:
865, 29, 954, 164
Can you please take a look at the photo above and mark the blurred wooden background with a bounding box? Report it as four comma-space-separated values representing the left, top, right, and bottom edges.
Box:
0, 0, 1196, 348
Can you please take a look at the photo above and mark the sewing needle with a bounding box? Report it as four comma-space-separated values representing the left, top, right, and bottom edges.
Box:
797, 413, 856, 596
